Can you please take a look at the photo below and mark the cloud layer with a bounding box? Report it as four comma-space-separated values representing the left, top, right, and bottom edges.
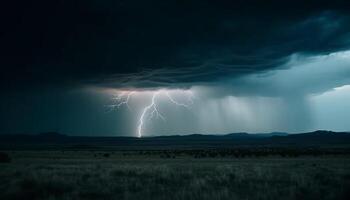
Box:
1, 1, 350, 136
1, 1, 350, 90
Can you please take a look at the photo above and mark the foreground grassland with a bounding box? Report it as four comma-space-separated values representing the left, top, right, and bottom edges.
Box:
0, 151, 350, 200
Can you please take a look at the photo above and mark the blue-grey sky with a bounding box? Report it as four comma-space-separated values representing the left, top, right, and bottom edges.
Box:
1, 1, 350, 136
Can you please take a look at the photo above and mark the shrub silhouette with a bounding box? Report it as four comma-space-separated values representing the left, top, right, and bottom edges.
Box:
103, 153, 110, 158
0, 152, 11, 163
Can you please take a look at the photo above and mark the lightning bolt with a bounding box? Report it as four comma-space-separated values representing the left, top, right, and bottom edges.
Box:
106, 91, 135, 111
137, 91, 163, 138
109, 89, 194, 137
165, 91, 191, 109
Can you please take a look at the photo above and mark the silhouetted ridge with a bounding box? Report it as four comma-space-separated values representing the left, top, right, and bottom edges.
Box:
38, 132, 67, 138
0, 130, 349, 150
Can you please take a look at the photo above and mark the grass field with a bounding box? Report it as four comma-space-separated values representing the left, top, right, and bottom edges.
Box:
1, 151, 350, 200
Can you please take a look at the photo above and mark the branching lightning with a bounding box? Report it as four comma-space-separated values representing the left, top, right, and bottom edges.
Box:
105, 91, 135, 112
137, 91, 163, 138
108, 89, 194, 137
165, 91, 191, 109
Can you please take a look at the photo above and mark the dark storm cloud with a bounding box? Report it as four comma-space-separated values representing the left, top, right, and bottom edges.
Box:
1, 0, 350, 90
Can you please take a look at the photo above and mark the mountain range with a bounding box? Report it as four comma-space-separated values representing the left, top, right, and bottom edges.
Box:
1, 130, 350, 150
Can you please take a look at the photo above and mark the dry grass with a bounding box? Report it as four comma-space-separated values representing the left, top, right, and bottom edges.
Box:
0, 151, 349, 200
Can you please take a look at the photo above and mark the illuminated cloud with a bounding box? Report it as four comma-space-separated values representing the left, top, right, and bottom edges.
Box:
1, 1, 350, 135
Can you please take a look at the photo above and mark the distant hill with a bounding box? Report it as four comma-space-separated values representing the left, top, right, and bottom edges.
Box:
0, 130, 349, 150
38, 132, 67, 138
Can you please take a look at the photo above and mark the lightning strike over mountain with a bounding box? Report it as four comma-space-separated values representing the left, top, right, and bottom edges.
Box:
109, 89, 195, 137
137, 91, 163, 138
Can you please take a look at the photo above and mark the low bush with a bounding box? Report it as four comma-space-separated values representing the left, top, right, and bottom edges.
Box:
0, 152, 11, 163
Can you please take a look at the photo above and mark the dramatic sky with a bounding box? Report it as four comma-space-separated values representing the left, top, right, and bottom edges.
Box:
1, 0, 350, 136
